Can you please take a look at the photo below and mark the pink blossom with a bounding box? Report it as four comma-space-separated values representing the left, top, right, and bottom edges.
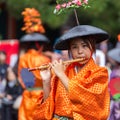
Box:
72, 0, 78, 4
56, 4, 61, 10
67, 2, 72, 7
61, 3, 67, 8
76, 1, 82, 6
83, 0, 88, 4
72, 0, 82, 6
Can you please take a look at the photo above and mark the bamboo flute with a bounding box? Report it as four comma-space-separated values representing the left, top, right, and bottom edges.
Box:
28, 58, 85, 71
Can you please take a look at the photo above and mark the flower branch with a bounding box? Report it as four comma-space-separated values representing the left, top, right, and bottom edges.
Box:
54, 0, 89, 15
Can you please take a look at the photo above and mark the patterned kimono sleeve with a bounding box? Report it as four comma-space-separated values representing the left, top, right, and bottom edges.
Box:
33, 94, 54, 120
68, 67, 110, 120
33, 75, 57, 120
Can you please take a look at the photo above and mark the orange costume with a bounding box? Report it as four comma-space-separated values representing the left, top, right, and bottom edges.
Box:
18, 49, 50, 120
33, 58, 110, 120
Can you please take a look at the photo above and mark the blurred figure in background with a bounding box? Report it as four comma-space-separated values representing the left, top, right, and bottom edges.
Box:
53, 25, 72, 61
61, 50, 69, 61
0, 50, 9, 119
94, 40, 108, 67
99, 40, 108, 55
18, 32, 51, 120
116, 34, 120, 48
107, 46, 120, 120
0, 67, 23, 120
94, 49, 106, 67
0, 51, 9, 81
17, 8, 51, 120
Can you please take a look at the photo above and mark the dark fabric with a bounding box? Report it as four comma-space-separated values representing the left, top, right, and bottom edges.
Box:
5, 81, 23, 101
0, 81, 23, 120
0, 64, 9, 80
1, 104, 13, 120
0, 104, 18, 120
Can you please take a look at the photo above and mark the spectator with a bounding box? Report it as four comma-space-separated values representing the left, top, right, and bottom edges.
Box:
93, 49, 106, 67
116, 34, 120, 48
107, 47, 120, 120
0, 50, 9, 118
0, 67, 23, 120
0, 51, 9, 81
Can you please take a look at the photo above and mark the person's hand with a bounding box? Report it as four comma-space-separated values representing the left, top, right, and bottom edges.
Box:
40, 68, 51, 83
6, 94, 13, 100
40, 68, 51, 100
50, 59, 65, 77
0, 93, 5, 98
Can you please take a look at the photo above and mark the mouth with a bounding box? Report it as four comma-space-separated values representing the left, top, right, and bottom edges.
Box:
76, 56, 86, 59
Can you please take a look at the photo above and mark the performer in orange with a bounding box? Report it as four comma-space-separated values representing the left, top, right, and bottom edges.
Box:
18, 8, 51, 120
18, 41, 51, 120
33, 25, 110, 120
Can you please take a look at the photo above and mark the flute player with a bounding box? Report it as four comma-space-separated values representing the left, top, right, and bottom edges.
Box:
33, 25, 110, 120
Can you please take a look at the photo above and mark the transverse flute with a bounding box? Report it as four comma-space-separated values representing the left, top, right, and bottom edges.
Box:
28, 58, 86, 71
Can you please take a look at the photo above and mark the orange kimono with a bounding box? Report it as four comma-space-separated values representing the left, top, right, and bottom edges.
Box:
18, 49, 50, 120
33, 58, 110, 120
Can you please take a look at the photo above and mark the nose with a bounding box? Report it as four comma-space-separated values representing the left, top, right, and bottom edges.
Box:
77, 47, 85, 58
78, 47, 83, 54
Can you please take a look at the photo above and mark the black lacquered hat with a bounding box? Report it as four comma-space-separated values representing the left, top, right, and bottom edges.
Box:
20, 33, 49, 43
54, 25, 109, 50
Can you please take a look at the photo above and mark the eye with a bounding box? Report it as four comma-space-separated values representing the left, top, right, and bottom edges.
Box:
82, 44, 87, 48
71, 45, 77, 49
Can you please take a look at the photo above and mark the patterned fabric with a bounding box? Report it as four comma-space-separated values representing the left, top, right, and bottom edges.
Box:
18, 49, 51, 120
33, 58, 110, 120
